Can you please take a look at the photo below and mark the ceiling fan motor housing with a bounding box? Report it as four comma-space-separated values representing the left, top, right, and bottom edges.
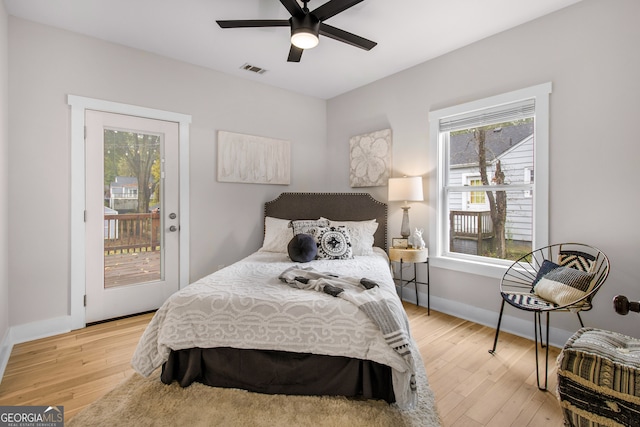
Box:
290, 13, 320, 47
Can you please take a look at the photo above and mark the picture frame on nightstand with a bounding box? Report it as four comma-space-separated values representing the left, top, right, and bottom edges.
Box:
392, 238, 408, 249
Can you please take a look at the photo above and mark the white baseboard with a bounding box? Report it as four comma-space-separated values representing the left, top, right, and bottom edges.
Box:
10, 315, 73, 345
0, 315, 73, 384
0, 328, 12, 383
407, 288, 573, 349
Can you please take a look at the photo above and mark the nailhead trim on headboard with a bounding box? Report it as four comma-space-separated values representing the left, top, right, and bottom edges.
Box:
264, 192, 387, 249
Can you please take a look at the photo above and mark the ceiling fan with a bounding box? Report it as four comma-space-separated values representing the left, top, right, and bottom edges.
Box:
216, 0, 377, 62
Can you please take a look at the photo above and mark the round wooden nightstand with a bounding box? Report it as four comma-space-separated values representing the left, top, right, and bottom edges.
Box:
388, 248, 430, 314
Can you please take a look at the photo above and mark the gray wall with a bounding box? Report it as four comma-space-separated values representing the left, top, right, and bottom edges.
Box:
8, 17, 327, 326
327, 0, 640, 342
0, 1, 9, 353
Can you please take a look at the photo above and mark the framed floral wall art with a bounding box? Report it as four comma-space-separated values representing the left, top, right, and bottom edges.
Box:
349, 128, 392, 187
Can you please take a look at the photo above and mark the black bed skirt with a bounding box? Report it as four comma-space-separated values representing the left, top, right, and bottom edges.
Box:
161, 347, 395, 403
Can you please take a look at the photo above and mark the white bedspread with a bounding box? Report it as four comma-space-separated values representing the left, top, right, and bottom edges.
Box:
131, 248, 417, 407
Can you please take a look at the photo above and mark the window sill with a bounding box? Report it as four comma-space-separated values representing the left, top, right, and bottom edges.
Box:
429, 254, 509, 279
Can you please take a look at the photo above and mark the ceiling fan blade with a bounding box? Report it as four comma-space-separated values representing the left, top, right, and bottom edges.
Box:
279, 0, 304, 17
312, 0, 365, 21
320, 23, 377, 50
287, 45, 303, 62
217, 19, 289, 28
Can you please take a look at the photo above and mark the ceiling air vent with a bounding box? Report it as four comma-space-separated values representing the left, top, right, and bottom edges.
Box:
240, 63, 267, 75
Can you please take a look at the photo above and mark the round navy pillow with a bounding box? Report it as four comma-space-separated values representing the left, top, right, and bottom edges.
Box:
287, 234, 317, 263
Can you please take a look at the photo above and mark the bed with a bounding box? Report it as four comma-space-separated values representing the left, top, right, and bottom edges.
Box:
131, 192, 418, 408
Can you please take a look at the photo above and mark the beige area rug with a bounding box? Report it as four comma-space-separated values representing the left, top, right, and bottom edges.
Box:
68, 357, 441, 427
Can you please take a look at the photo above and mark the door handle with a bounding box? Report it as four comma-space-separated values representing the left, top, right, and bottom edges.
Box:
169, 225, 178, 232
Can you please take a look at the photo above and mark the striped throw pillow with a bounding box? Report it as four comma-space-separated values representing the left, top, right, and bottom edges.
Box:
533, 266, 595, 306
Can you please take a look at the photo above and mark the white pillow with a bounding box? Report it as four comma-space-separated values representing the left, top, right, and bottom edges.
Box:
260, 217, 293, 253
290, 219, 330, 236
320, 217, 378, 256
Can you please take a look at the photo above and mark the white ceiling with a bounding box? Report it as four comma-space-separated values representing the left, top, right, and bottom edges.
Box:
4, 0, 583, 99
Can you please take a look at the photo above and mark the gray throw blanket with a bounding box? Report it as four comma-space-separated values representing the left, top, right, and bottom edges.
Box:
278, 266, 417, 407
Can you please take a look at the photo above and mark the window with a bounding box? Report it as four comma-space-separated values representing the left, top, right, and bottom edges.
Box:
428, 83, 551, 278
469, 179, 485, 204
463, 176, 488, 209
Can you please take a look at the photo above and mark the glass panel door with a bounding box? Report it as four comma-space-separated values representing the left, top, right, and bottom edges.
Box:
85, 110, 179, 323
103, 129, 162, 288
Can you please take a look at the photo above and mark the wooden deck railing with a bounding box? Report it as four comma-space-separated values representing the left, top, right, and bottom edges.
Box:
450, 210, 494, 240
104, 212, 160, 254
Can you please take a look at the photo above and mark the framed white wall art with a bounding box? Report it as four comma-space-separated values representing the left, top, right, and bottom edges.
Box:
349, 128, 392, 187
217, 131, 290, 185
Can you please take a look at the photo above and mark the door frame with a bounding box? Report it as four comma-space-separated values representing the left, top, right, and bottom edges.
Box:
68, 95, 192, 330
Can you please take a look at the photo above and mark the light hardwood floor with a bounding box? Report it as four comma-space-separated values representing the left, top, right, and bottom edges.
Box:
0, 304, 563, 425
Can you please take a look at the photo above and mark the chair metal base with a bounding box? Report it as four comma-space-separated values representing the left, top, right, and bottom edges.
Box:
488, 299, 585, 391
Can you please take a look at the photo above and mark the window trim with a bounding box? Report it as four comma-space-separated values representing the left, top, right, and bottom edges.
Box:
428, 83, 552, 278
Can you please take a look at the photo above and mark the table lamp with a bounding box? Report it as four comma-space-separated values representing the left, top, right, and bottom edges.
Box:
388, 176, 424, 238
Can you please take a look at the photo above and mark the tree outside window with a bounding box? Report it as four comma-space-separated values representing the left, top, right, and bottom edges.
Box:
104, 129, 161, 214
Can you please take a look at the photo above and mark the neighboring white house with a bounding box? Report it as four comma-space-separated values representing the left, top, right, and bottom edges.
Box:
109, 176, 138, 212
448, 122, 534, 245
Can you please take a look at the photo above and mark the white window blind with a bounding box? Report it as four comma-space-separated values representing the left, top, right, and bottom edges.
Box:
439, 98, 535, 132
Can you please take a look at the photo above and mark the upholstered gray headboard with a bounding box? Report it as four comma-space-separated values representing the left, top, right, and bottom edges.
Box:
264, 192, 387, 249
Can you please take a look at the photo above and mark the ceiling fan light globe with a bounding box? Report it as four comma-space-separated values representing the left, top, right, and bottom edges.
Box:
291, 31, 319, 49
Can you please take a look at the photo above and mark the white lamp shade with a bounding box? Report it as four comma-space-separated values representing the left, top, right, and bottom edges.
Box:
388, 176, 424, 202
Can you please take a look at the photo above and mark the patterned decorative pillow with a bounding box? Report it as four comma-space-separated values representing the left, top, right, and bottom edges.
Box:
260, 217, 293, 253
532, 259, 560, 286
558, 250, 596, 272
533, 266, 596, 306
290, 219, 330, 236
320, 217, 378, 256
312, 226, 353, 260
